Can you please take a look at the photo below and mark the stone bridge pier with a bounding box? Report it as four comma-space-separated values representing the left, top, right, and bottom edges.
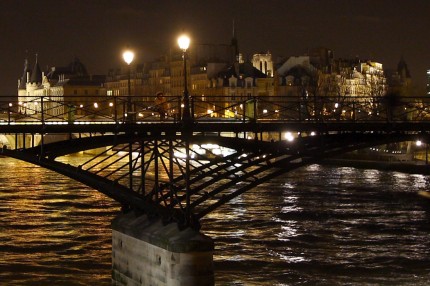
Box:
112, 212, 214, 286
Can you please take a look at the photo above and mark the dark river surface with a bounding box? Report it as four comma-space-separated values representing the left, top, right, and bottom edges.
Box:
1, 156, 430, 285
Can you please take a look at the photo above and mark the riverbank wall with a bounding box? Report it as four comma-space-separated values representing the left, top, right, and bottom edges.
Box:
322, 158, 430, 175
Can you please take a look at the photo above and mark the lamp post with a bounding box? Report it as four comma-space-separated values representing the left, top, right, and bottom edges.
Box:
122, 49, 134, 122
8, 103, 12, 125
178, 33, 193, 225
177, 34, 191, 122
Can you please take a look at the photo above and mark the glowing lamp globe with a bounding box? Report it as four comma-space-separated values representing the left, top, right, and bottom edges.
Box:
177, 35, 190, 51
123, 50, 134, 65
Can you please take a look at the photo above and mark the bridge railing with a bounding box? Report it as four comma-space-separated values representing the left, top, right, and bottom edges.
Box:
1, 94, 429, 124
187, 94, 430, 123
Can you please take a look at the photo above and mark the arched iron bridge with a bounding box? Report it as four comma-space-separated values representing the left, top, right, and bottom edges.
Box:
2, 121, 430, 230
2, 95, 430, 229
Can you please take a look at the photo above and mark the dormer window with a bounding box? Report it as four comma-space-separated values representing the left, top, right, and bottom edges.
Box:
229, 76, 237, 88
246, 78, 252, 88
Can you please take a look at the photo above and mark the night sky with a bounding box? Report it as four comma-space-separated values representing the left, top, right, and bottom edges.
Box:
1, 0, 429, 96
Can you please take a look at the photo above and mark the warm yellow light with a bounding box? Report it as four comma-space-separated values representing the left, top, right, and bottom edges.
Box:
123, 50, 134, 65
285, 132, 294, 142
178, 34, 190, 50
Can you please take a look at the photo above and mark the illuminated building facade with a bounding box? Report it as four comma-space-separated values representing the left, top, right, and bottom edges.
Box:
17, 56, 106, 118
252, 52, 274, 77
427, 69, 430, 95
105, 64, 146, 98
275, 52, 387, 99
272, 49, 389, 120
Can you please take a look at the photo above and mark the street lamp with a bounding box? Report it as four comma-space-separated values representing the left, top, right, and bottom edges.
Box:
178, 34, 191, 122
178, 33, 193, 225
123, 49, 134, 122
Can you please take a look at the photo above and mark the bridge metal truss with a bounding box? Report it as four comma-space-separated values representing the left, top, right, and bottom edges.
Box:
2, 94, 430, 228
2, 122, 429, 230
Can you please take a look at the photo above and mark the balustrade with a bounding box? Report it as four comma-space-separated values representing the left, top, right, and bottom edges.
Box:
1, 94, 427, 125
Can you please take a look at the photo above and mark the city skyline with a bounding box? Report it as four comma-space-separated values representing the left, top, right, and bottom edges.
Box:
1, 0, 429, 96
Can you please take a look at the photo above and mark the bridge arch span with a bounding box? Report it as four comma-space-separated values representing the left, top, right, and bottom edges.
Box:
1, 131, 427, 229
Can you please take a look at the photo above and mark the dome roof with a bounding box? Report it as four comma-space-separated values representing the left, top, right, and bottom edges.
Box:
68, 58, 88, 77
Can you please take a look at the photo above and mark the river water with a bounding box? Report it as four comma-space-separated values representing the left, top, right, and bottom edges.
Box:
1, 157, 430, 285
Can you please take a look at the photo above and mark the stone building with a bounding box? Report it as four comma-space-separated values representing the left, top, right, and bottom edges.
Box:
17, 56, 106, 119
385, 56, 413, 97
252, 52, 274, 77
273, 48, 389, 120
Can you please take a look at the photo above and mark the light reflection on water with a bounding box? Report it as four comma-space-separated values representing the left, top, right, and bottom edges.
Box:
0, 157, 430, 285
0, 157, 120, 285
203, 164, 430, 285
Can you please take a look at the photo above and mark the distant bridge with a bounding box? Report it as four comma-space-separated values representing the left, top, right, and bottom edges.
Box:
1, 95, 430, 229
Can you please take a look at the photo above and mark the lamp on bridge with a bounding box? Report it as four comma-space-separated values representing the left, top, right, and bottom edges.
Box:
122, 49, 135, 122
177, 34, 191, 123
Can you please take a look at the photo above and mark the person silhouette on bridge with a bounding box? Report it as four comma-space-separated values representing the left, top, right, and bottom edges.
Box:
154, 92, 168, 120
